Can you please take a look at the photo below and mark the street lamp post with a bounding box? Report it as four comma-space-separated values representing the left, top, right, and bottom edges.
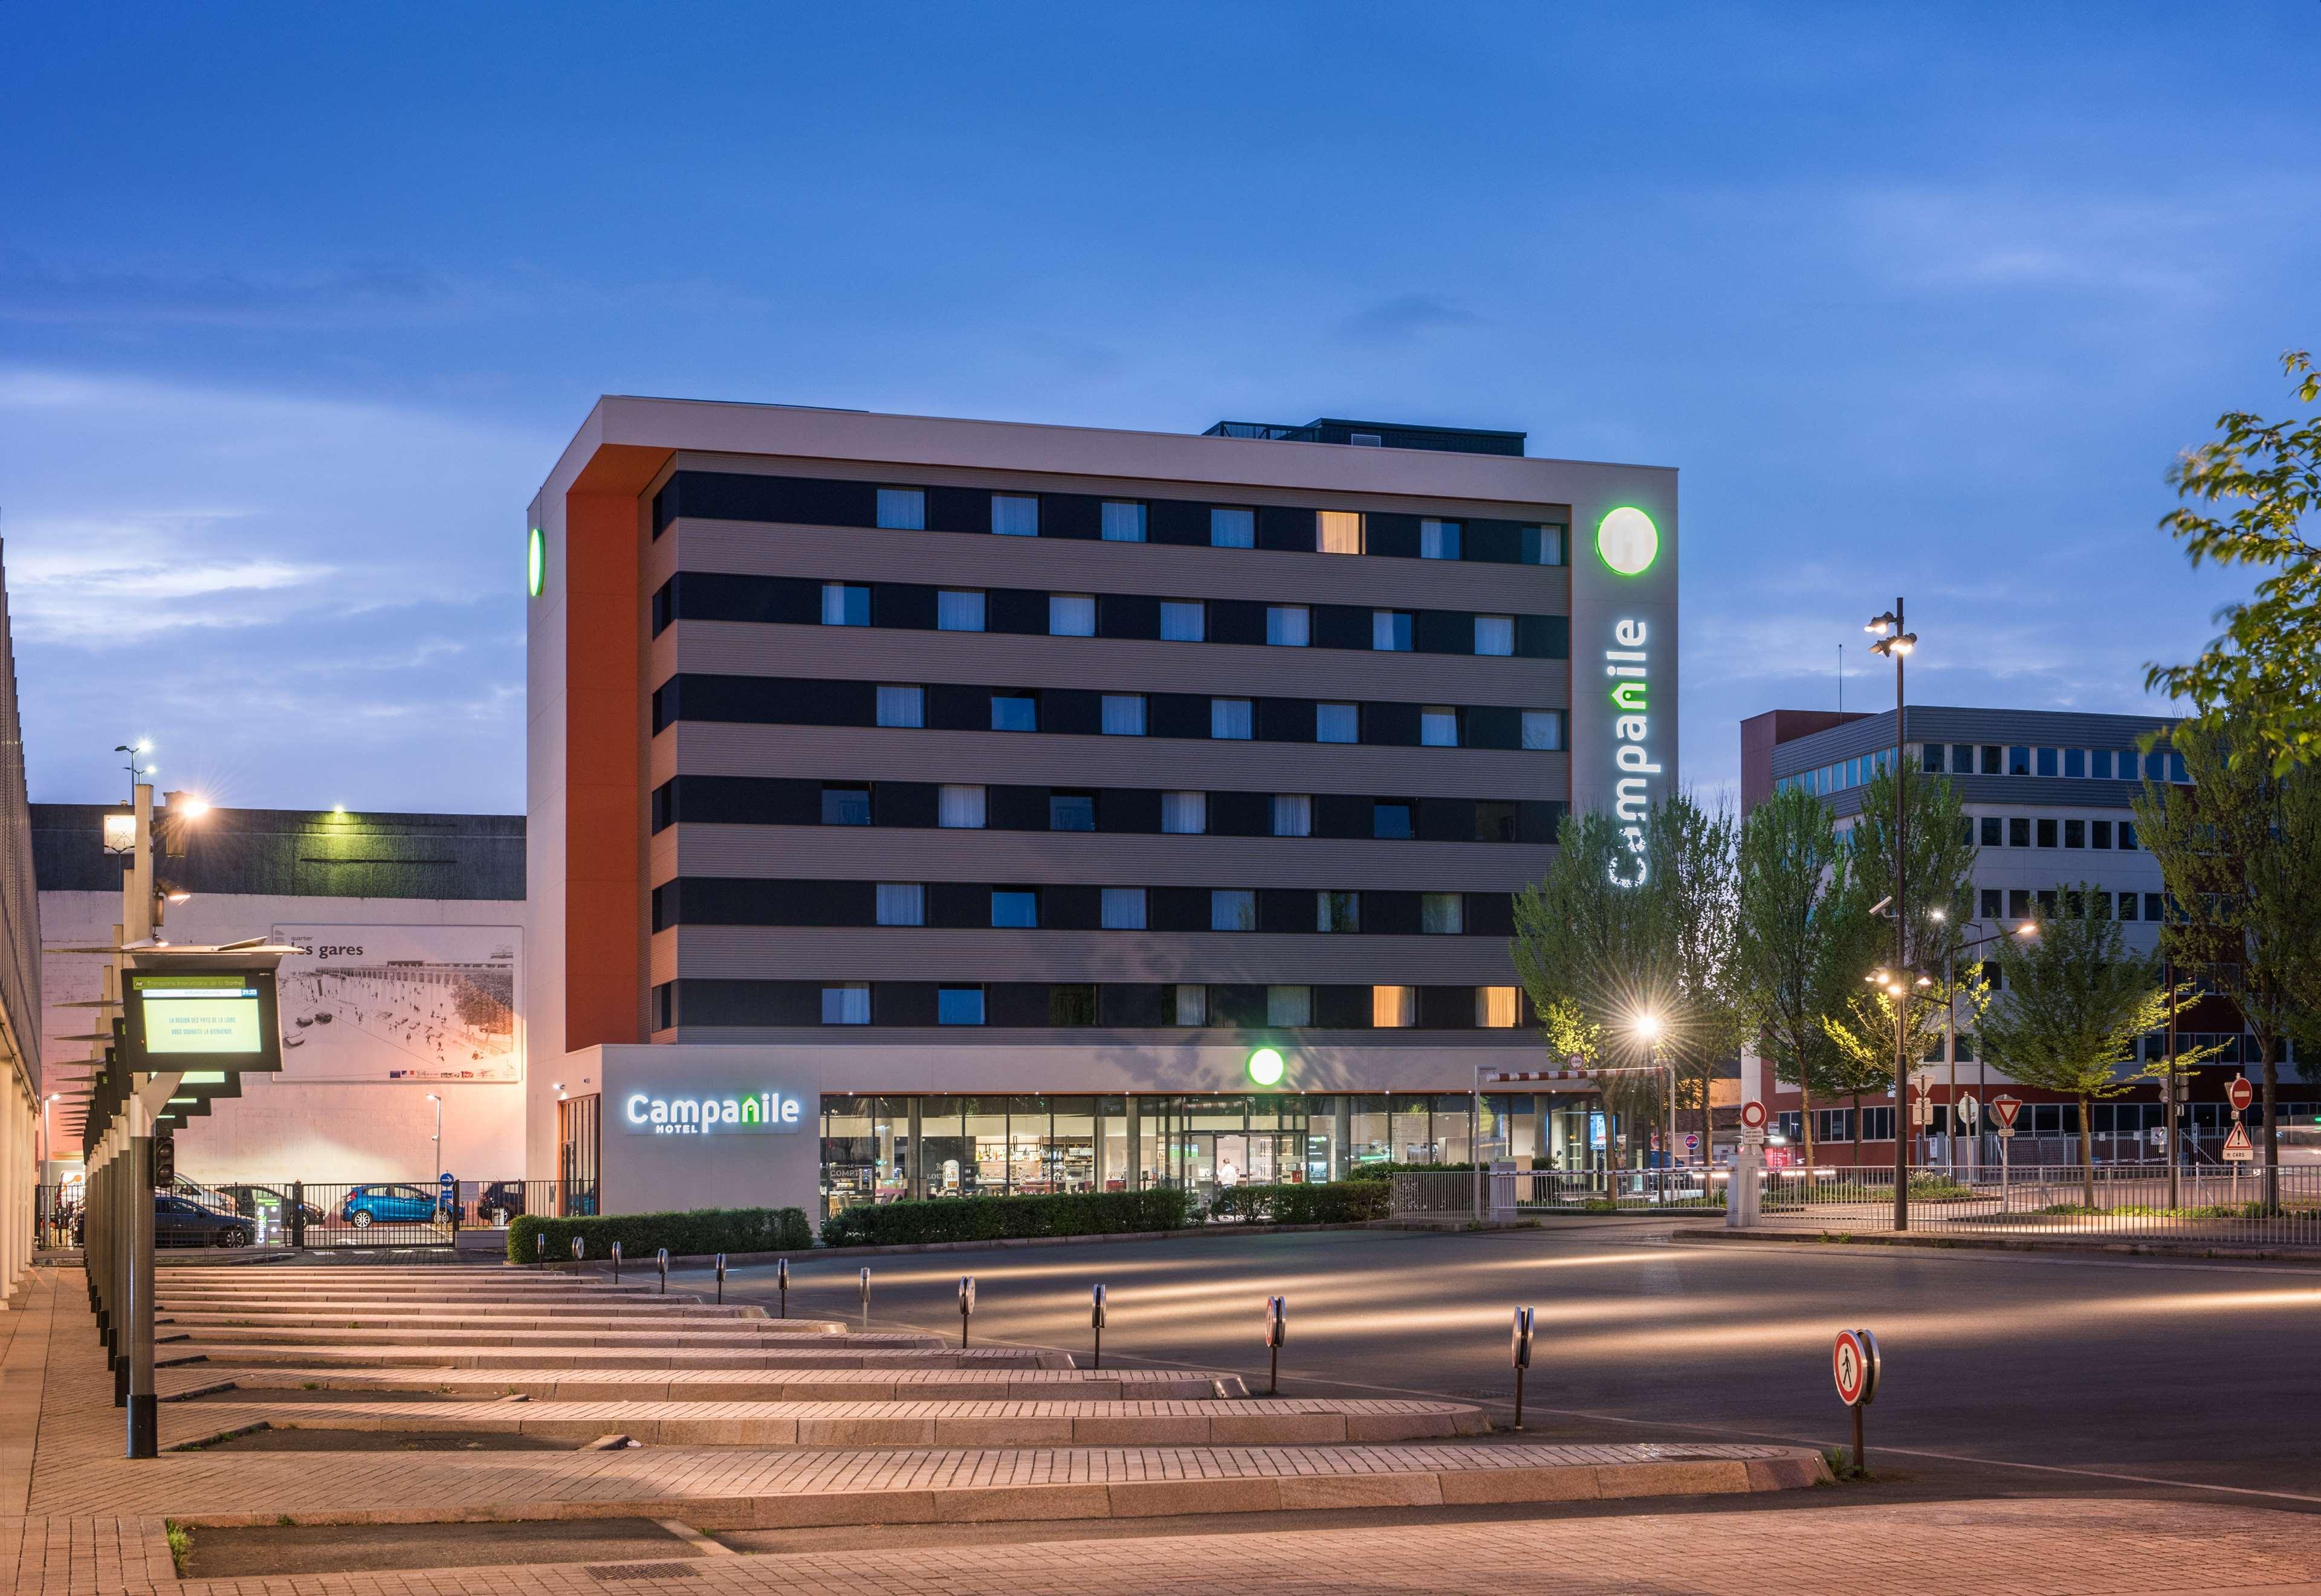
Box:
1865, 602, 1917, 1229
424, 1093, 443, 1189
1931, 914, 2039, 1177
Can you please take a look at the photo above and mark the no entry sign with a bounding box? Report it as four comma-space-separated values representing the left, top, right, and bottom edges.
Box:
2230, 1078, 2255, 1113
1833, 1328, 1881, 1408
1740, 1100, 1768, 1131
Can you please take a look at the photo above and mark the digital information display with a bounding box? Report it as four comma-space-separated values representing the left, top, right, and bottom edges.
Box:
137, 976, 264, 1055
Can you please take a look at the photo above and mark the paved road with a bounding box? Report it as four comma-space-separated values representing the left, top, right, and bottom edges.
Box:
712, 1219, 2321, 1508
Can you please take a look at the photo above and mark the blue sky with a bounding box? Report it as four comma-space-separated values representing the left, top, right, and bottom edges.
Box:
2, 3, 2313, 813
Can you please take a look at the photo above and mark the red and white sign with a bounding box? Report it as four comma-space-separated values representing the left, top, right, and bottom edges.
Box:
1740, 1100, 1769, 1131
1833, 1328, 1881, 1408
1989, 1095, 2022, 1130
2230, 1078, 2255, 1113
1910, 1077, 1931, 1100
2224, 1123, 2254, 1163
1685, 1132, 1700, 1153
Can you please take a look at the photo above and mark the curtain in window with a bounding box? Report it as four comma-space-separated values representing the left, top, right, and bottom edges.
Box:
876, 488, 925, 530
1474, 615, 1513, 656
1373, 611, 1411, 651
1211, 699, 1252, 740
939, 785, 987, 828
1522, 711, 1562, 751
1421, 894, 1465, 934
1477, 986, 1518, 1027
1316, 704, 1358, 743
1267, 986, 1312, 1027
1316, 890, 1358, 932
1420, 519, 1461, 560
1101, 501, 1147, 541
1420, 707, 1460, 747
876, 685, 924, 728
1211, 889, 1255, 931
1271, 794, 1311, 836
1210, 508, 1254, 548
1372, 986, 1414, 1028
1101, 888, 1147, 930
822, 984, 871, 1024
937, 590, 985, 631
991, 495, 1039, 536
1318, 511, 1362, 554
821, 584, 866, 625
876, 884, 924, 926
1049, 594, 1096, 636
1266, 606, 1309, 646
1162, 792, 1206, 834
1175, 984, 1208, 1025
1160, 600, 1205, 642
1101, 695, 1145, 735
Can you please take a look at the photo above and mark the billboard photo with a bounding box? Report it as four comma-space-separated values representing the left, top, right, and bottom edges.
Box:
270, 923, 522, 1084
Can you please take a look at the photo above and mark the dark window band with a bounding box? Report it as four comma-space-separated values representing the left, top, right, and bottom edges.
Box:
652, 977, 1528, 1032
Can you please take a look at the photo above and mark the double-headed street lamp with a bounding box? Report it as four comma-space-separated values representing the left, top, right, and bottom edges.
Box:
1926, 909, 2040, 1174
1865, 603, 1918, 1226
1633, 1012, 1679, 1172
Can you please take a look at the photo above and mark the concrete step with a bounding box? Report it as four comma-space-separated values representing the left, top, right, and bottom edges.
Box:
156, 1311, 848, 1335
156, 1296, 766, 1319
157, 1323, 936, 1350
169, 1365, 1248, 1401
162, 1342, 1073, 1371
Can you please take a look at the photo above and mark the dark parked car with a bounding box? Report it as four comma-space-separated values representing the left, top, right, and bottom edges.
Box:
216, 1183, 327, 1230
477, 1180, 528, 1226
73, 1194, 251, 1248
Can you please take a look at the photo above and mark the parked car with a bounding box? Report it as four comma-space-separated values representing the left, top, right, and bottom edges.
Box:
339, 1183, 447, 1229
218, 1183, 328, 1230
73, 1194, 253, 1248
477, 1180, 528, 1227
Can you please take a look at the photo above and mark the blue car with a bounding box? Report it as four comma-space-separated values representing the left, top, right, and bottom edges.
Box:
340, 1183, 446, 1229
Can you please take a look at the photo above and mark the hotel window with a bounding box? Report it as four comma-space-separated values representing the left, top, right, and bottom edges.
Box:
2145, 891, 2164, 919
1211, 697, 1253, 740
991, 890, 1039, 929
1981, 746, 2002, 774
1420, 706, 1460, 748
821, 983, 871, 1025
937, 589, 986, 631
1420, 519, 1462, 560
1267, 986, 1312, 1027
2091, 751, 2113, 779
821, 583, 870, 626
1522, 711, 1564, 751
1050, 984, 1097, 1026
1272, 793, 1312, 837
1373, 610, 1413, 651
876, 487, 925, 531
2038, 748, 2059, 777
1160, 599, 1205, 642
991, 694, 1038, 732
2038, 818, 2057, 848
1422, 893, 1465, 934
1101, 500, 1147, 542
1373, 985, 1416, 1028
1211, 506, 1255, 548
1049, 593, 1096, 636
875, 884, 925, 926
821, 785, 872, 825
1952, 744, 1976, 774
2009, 888, 2032, 919
2065, 819, 2086, 848
2009, 746, 2032, 775
1162, 791, 1207, 834
1374, 800, 1414, 840
1101, 694, 1147, 735
1101, 887, 1147, 930
939, 784, 987, 829
1266, 605, 1310, 646
2117, 891, 2138, 921
2120, 821, 2138, 849
1317, 890, 1359, 932
991, 494, 1039, 537
1477, 986, 1520, 1028
1980, 888, 2002, 917
1523, 525, 1567, 566
1476, 800, 1518, 842
1050, 791, 1096, 831
1316, 703, 1359, 743
1175, 983, 1208, 1025
938, 986, 986, 1025
2010, 817, 2030, 847
2064, 749, 2086, 778
1319, 510, 1363, 554
1211, 888, 1257, 931
876, 685, 924, 728
1920, 744, 1943, 773
1979, 816, 2001, 847
1474, 615, 1514, 656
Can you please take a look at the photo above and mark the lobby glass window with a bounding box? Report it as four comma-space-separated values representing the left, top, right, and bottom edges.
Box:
1101, 887, 1147, 929
992, 890, 1039, 929
1522, 525, 1567, 566
1319, 511, 1364, 554
992, 694, 1038, 732
876, 487, 925, 531
939, 784, 986, 829
876, 884, 925, 926
1474, 615, 1514, 656
937, 589, 986, 630
1420, 706, 1460, 747
822, 983, 871, 1025
1373, 985, 1416, 1027
1101, 694, 1146, 735
1212, 889, 1257, 931
1981, 816, 2001, 846
876, 684, 924, 728
1522, 710, 1564, 751
1162, 791, 1207, 833
1050, 791, 1096, 832
2092, 819, 2112, 848
1160, 599, 1205, 642
1422, 893, 1465, 934
2010, 888, 2032, 919
1318, 890, 1360, 932
1211, 507, 1255, 548
1267, 986, 1312, 1026
1373, 610, 1413, 651
822, 785, 872, 825
991, 494, 1039, 536
1266, 605, 1310, 646
1101, 500, 1147, 542
2009, 746, 2032, 775
2037, 748, 2059, 777
1981, 887, 2002, 917
1211, 697, 1253, 740
1175, 984, 1208, 1025
821, 583, 870, 626
1049, 593, 1096, 636
1477, 986, 1519, 1028
1272, 794, 1312, 837
2065, 819, 2085, 848
2038, 818, 2057, 848
2010, 817, 2030, 847
938, 986, 986, 1024
1374, 800, 1414, 839
1316, 703, 1358, 743
1476, 800, 1517, 842
1420, 519, 1462, 560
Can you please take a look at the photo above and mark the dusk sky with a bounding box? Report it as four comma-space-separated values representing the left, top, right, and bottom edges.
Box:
3, 4, 2314, 815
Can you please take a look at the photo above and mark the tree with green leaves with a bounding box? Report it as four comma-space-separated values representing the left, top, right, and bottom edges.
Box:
1975, 884, 2197, 1209
1651, 795, 1745, 1166
2147, 351, 2321, 774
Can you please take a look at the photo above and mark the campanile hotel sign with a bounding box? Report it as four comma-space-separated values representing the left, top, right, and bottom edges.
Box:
1568, 493, 1679, 880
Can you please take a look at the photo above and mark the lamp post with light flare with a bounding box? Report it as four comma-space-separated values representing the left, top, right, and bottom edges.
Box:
1926, 908, 2041, 1175
1865, 603, 1917, 1227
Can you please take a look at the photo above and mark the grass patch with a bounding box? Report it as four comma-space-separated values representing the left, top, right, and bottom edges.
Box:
165, 1522, 192, 1575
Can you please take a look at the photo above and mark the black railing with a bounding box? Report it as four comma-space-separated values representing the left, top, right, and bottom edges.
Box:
33, 1178, 597, 1252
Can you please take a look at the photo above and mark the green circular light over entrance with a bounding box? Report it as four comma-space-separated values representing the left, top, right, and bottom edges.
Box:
527, 527, 546, 597
1596, 506, 1660, 576
1246, 1047, 1286, 1087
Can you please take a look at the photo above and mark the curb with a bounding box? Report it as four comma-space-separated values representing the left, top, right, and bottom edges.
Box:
519, 1221, 1398, 1268
1672, 1227, 2321, 1263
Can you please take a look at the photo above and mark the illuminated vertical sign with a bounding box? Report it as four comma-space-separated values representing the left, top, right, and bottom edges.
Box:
1596, 508, 1662, 888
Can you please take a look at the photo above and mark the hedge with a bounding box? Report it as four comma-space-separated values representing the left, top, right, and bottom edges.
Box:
819, 1188, 1192, 1249
506, 1206, 812, 1265
1203, 1181, 1391, 1225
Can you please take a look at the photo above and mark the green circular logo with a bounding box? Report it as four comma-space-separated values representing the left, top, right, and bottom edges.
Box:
1246, 1047, 1286, 1087
527, 528, 546, 597
1596, 507, 1660, 576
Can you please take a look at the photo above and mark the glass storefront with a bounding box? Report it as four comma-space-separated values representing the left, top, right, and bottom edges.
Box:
818, 1091, 1626, 1217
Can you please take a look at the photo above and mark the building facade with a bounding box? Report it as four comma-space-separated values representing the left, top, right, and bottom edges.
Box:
528, 399, 1679, 1222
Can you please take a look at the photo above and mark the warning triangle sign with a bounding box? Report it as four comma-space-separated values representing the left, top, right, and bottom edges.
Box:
2224, 1122, 2254, 1162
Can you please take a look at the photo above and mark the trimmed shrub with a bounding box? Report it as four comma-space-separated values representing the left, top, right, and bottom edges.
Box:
1205, 1181, 1391, 1225
819, 1188, 1191, 1249
505, 1206, 812, 1265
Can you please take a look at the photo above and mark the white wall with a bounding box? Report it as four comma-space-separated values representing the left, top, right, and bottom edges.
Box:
42, 890, 526, 1183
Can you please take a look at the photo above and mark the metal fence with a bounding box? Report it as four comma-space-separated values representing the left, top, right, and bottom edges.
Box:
1745, 1163, 2321, 1246
1392, 1168, 1724, 1216
32, 1178, 597, 1253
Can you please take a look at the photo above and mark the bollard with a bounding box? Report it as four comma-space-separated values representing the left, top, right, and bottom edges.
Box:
657, 1247, 668, 1295
1090, 1284, 1107, 1370
1509, 1307, 1535, 1431
534, 1232, 545, 1269
716, 1253, 727, 1305
958, 1275, 976, 1348
1263, 1295, 1287, 1396
1832, 1328, 1881, 1478
776, 1258, 789, 1319
859, 1265, 871, 1324
571, 1236, 584, 1271
290, 1180, 306, 1250
612, 1241, 621, 1283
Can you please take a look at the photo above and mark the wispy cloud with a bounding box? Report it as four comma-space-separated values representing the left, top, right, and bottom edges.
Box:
1339, 293, 1482, 346
0, 254, 464, 329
